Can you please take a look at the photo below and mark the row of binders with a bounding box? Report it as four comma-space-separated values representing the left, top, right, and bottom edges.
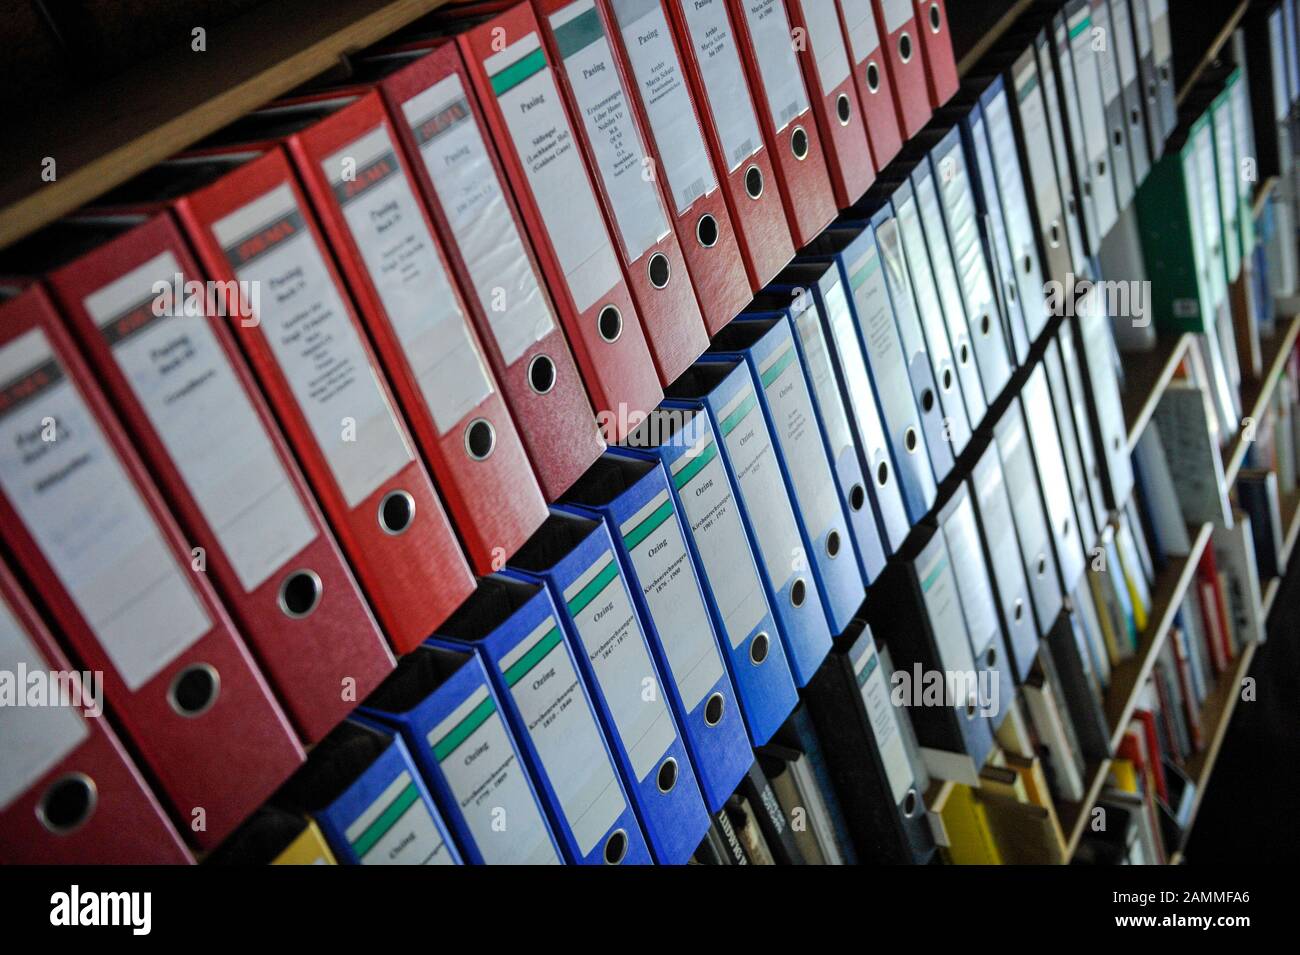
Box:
0, 0, 1293, 864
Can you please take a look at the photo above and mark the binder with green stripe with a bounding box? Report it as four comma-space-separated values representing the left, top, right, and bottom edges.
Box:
360, 645, 562, 865
504, 510, 709, 864
560, 453, 751, 812
277, 720, 460, 866
432, 575, 648, 865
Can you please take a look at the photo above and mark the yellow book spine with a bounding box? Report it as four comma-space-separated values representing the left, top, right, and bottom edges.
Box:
272, 820, 338, 865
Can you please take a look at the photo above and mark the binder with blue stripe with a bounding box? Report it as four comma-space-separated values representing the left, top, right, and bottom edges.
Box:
923, 126, 1015, 404
737, 290, 891, 581
663, 362, 834, 685
703, 315, 867, 634
278, 719, 461, 866
945, 87, 1033, 364
765, 264, 913, 556
434, 576, 648, 865
876, 173, 977, 454
559, 454, 752, 811
616, 411, 799, 747
802, 225, 938, 523
976, 73, 1052, 343
505, 511, 709, 863
359, 644, 563, 865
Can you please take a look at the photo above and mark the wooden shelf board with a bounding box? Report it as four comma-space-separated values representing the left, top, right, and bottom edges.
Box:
1123, 333, 1193, 453
956, 0, 1036, 78
1175, 0, 1251, 107
1222, 314, 1300, 487
1059, 759, 1114, 859
0, 0, 453, 250
1104, 523, 1214, 752
1173, 640, 1259, 852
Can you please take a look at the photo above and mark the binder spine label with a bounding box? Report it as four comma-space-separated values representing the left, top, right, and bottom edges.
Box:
934, 153, 1001, 374
0, 329, 210, 691
677, 0, 763, 170
941, 500, 999, 656
214, 184, 414, 508
738, 0, 810, 130
1149, 0, 1170, 68
84, 250, 317, 592
846, 243, 922, 443
551, 0, 671, 260
344, 769, 454, 865
620, 488, 725, 708
718, 385, 804, 589
757, 341, 840, 539
1113, 0, 1138, 86
791, 306, 853, 460
0, 596, 89, 810
426, 683, 560, 864
404, 74, 556, 366
1012, 61, 1063, 236
882, 0, 911, 33
851, 638, 913, 804
499, 617, 625, 856
485, 32, 622, 312
671, 437, 767, 648
824, 277, 891, 462
801, 0, 853, 96
984, 90, 1046, 335
325, 125, 493, 435
562, 553, 676, 781
611, 0, 718, 214
917, 545, 977, 675
839, 0, 881, 63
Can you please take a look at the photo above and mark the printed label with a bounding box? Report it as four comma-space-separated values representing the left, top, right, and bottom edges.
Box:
214, 183, 413, 508
844, 245, 919, 449
916, 544, 976, 676
500, 617, 626, 856
564, 552, 676, 782
932, 148, 997, 347
0, 594, 89, 811
486, 33, 622, 312
984, 88, 1047, 336
1012, 59, 1064, 229
426, 682, 560, 864
718, 385, 803, 588
678, 0, 764, 169
325, 125, 492, 435
740, 0, 810, 130
882, 0, 912, 34
791, 302, 853, 460
824, 273, 890, 463
758, 340, 840, 539
0, 330, 210, 691
802, 0, 853, 95
83, 250, 316, 591
611, 0, 718, 213
852, 636, 913, 805
839, 0, 882, 63
403, 73, 556, 366
671, 437, 767, 649
345, 770, 454, 865
551, 0, 670, 260
620, 488, 725, 709
1112, 0, 1138, 86
941, 496, 999, 656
